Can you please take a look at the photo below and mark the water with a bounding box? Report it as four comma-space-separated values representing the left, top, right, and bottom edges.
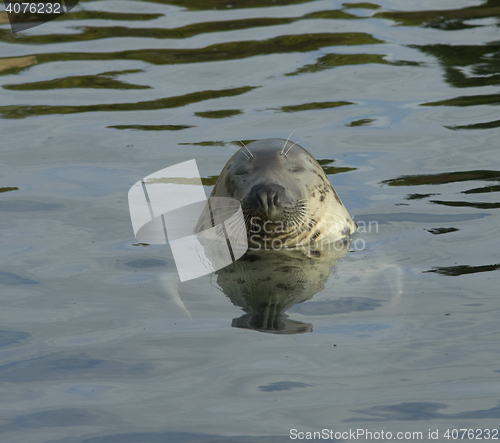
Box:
0, 0, 499, 441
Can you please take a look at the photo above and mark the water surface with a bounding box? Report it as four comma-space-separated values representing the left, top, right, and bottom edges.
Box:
0, 0, 499, 441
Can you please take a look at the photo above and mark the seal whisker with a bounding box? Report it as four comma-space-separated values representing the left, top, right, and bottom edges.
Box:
230, 221, 248, 241
210, 207, 244, 218
280, 130, 296, 155
300, 209, 345, 228
238, 140, 254, 160
303, 208, 346, 224
284, 141, 298, 158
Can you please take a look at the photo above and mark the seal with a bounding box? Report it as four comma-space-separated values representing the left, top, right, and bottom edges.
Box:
195, 138, 355, 250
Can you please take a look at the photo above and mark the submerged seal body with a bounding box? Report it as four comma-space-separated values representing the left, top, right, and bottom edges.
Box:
196, 138, 355, 249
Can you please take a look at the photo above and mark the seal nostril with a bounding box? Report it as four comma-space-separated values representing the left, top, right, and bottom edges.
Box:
257, 189, 268, 211
273, 191, 281, 207
269, 191, 276, 208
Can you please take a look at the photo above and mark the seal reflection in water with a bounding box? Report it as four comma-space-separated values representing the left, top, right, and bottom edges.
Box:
216, 240, 351, 334
195, 139, 355, 334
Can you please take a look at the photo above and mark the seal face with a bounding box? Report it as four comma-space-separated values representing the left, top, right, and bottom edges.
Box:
196, 138, 355, 249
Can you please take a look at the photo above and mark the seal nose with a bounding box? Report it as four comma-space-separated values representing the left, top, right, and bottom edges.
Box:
247, 183, 290, 215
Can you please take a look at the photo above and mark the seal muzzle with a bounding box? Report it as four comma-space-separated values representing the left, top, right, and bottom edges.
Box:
246, 182, 292, 221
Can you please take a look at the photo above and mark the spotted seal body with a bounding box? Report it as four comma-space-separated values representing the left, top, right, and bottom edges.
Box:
197, 138, 355, 249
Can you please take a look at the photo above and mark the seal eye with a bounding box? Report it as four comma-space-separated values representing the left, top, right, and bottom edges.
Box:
289, 166, 304, 173
234, 169, 248, 176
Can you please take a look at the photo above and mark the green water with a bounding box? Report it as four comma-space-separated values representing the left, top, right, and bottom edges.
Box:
0, 0, 499, 441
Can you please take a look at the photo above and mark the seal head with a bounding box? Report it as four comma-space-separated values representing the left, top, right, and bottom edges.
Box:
197, 138, 355, 249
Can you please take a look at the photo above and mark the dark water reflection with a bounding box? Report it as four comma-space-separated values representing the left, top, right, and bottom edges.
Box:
376, 0, 500, 30
425, 263, 500, 276
0, 86, 256, 118
382, 171, 500, 215
217, 241, 350, 334
0, 354, 150, 382
3, 69, 151, 90
0, 11, 360, 44
151, 0, 315, 9
345, 401, 500, 422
